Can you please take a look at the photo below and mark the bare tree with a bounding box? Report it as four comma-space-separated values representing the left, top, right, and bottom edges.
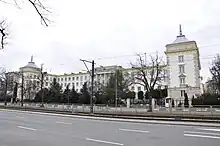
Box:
130, 53, 165, 112
0, 0, 51, 49
0, 67, 13, 105
209, 54, 220, 93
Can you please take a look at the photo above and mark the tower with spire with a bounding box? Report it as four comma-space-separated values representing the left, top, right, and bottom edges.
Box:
165, 25, 201, 106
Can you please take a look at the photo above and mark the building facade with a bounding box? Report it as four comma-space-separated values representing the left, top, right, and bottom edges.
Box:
165, 25, 201, 104
15, 26, 201, 101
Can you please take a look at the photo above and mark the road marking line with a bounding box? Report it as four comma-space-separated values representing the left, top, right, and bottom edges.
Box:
184, 131, 220, 136
198, 128, 220, 132
184, 134, 220, 139
17, 126, 36, 131
86, 138, 124, 145
56, 121, 72, 125
118, 128, 149, 133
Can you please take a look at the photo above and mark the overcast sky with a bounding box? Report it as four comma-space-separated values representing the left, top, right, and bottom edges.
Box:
0, 0, 220, 82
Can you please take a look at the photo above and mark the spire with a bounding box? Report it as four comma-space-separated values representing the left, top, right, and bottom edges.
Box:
179, 24, 183, 36
31, 55, 33, 62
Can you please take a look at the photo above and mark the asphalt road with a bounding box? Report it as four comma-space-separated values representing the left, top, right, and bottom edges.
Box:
0, 110, 220, 146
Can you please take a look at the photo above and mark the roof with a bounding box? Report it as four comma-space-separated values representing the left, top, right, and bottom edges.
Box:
172, 35, 189, 44
166, 25, 191, 46
23, 61, 39, 69
20, 56, 40, 69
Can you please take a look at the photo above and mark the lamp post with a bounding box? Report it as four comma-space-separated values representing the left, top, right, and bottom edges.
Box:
40, 64, 47, 107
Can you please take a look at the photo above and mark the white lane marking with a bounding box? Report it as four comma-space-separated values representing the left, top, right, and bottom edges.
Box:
184, 131, 220, 136
198, 128, 220, 132
184, 134, 220, 139
118, 128, 149, 133
56, 121, 72, 125
17, 126, 36, 131
86, 138, 124, 146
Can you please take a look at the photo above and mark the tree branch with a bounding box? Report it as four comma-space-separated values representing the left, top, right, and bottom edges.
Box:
0, 19, 8, 50
28, 0, 51, 26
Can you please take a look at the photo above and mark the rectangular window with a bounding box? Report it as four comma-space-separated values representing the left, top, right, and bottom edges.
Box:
57, 78, 60, 81
178, 55, 184, 62
84, 76, 87, 80
34, 75, 36, 79
61, 78, 63, 81
138, 86, 141, 91
69, 77, 71, 81
76, 77, 79, 80
65, 77, 67, 81
61, 83, 63, 87
179, 77, 185, 84
72, 83, 74, 87
180, 90, 185, 97
72, 77, 75, 81
45, 82, 48, 86
80, 76, 83, 81
76, 82, 79, 86
179, 65, 185, 73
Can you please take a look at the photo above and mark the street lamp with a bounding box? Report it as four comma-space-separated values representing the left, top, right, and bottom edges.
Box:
40, 64, 47, 107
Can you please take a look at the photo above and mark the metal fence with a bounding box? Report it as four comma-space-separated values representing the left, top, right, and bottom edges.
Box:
1, 102, 220, 116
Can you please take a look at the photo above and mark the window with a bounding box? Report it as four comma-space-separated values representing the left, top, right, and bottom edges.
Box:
69, 77, 71, 81
72, 83, 74, 87
61, 78, 63, 81
179, 65, 185, 73
34, 75, 36, 79
181, 90, 185, 97
167, 57, 170, 65
179, 77, 185, 84
45, 82, 48, 86
138, 86, 141, 91
131, 86, 135, 91
76, 77, 79, 80
61, 83, 63, 87
84, 76, 87, 80
46, 77, 48, 80
80, 76, 83, 81
57, 78, 60, 82
80, 82, 83, 85
76, 82, 79, 86
178, 55, 184, 62
72, 77, 75, 80
65, 77, 67, 81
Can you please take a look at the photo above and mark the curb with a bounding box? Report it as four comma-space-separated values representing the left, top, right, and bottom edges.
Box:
1, 108, 220, 128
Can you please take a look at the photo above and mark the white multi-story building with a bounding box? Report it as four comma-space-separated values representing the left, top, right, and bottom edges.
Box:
16, 26, 201, 101
165, 25, 201, 103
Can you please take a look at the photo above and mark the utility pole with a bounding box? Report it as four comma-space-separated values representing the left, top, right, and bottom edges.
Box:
91, 60, 95, 113
21, 71, 24, 107
40, 64, 45, 107
80, 59, 95, 113
4, 77, 8, 106
115, 69, 117, 107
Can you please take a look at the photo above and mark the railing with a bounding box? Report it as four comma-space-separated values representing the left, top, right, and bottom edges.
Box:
1, 102, 220, 116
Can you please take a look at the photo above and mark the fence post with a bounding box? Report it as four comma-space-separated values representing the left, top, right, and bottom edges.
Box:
210, 106, 213, 116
